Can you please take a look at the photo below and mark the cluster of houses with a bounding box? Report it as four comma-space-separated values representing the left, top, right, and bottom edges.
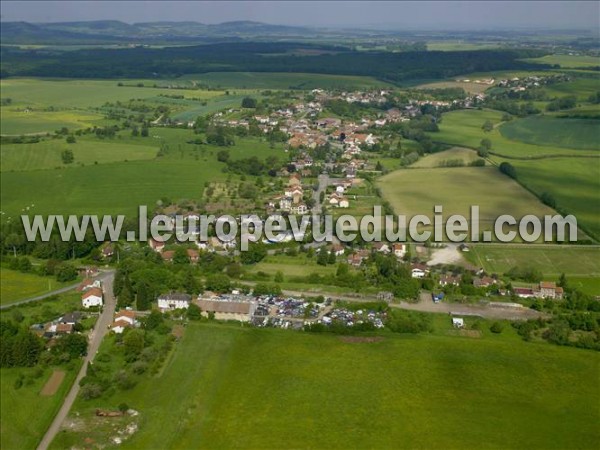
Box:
269, 173, 310, 215
495, 74, 570, 92
513, 281, 564, 300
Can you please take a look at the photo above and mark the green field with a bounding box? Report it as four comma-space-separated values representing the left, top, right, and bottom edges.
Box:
544, 77, 600, 101
377, 166, 557, 237
0, 109, 103, 135
524, 54, 600, 69
432, 109, 598, 158
412, 147, 483, 168
0, 78, 223, 109
1, 366, 80, 450
466, 244, 600, 278
51, 323, 600, 449
0, 129, 283, 217
0, 78, 226, 135
499, 116, 600, 151
0, 267, 77, 305
179, 72, 391, 90
499, 157, 600, 240
1, 138, 159, 171
568, 277, 600, 296
249, 254, 338, 278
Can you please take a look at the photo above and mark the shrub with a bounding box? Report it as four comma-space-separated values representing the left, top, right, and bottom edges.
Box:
490, 322, 504, 334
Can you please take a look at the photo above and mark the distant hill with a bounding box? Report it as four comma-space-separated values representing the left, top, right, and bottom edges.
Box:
0, 20, 318, 44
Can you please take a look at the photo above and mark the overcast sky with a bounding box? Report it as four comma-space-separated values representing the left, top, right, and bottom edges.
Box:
1, 1, 598, 30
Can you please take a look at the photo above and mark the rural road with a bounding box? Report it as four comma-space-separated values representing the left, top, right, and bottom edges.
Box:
0, 270, 114, 310
1, 282, 81, 310
36, 270, 116, 450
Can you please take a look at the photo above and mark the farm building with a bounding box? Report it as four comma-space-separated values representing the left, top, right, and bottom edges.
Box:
82, 287, 103, 308
196, 298, 258, 322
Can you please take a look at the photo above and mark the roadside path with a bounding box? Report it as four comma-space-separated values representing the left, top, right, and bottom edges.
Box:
36, 271, 116, 450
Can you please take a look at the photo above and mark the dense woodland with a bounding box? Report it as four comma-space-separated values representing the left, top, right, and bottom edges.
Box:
0, 43, 548, 83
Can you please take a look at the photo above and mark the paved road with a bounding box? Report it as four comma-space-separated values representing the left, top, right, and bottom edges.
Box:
36, 271, 116, 450
312, 173, 330, 214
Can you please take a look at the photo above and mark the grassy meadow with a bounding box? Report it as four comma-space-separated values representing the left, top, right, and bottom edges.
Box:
524, 54, 600, 69
0, 267, 76, 305
50, 322, 600, 450
1, 137, 158, 171
1, 366, 80, 450
465, 244, 600, 278
0, 128, 283, 217
248, 254, 338, 278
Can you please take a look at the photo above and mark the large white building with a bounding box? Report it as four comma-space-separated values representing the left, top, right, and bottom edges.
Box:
157, 293, 192, 310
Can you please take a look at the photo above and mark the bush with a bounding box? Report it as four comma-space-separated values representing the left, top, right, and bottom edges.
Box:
81, 383, 104, 400
490, 322, 504, 334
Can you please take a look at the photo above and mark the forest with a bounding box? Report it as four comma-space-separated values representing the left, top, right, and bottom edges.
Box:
0, 43, 548, 83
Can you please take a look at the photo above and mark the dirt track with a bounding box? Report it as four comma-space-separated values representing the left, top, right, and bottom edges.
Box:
40, 370, 65, 396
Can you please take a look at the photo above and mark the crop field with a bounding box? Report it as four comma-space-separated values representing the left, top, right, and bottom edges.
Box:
51, 323, 600, 449
544, 77, 600, 100
499, 116, 600, 151
466, 244, 600, 277
523, 54, 600, 69
0, 78, 223, 109
431, 109, 598, 158
0, 78, 227, 135
496, 156, 600, 240
1, 138, 159, 171
377, 166, 557, 237
0, 109, 104, 135
1, 366, 80, 450
0, 158, 223, 217
179, 72, 392, 90
411, 147, 482, 168
0, 267, 76, 305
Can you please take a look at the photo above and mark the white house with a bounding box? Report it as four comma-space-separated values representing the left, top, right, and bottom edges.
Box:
158, 293, 192, 310
335, 185, 345, 194
392, 243, 407, 259
111, 310, 136, 334
81, 287, 103, 308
